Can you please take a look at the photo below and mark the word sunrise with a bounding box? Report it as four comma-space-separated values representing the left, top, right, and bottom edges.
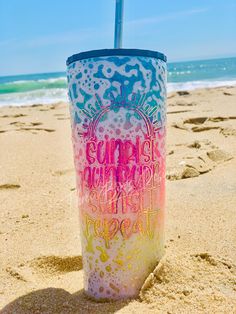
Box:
78, 135, 162, 190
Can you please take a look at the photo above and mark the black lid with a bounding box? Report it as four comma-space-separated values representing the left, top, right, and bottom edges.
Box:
66, 48, 167, 66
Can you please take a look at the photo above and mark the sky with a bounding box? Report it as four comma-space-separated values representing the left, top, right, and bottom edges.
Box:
0, 0, 236, 76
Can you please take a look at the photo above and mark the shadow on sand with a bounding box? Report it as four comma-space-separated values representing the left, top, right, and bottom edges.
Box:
0, 287, 131, 314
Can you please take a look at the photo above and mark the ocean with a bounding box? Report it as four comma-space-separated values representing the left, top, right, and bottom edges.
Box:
0, 57, 236, 107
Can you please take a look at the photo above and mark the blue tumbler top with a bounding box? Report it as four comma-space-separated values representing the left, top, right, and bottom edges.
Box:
66, 48, 167, 66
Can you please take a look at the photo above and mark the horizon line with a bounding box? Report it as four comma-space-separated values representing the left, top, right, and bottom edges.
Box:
1, 54, 236, 78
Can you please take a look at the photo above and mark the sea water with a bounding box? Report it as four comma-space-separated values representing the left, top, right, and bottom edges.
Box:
0, 57, 236, 107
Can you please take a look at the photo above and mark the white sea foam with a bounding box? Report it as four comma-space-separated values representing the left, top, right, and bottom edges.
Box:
0, 88, 68, 107
37, 77, 67, 83
167, 79, 236, 92
2, 77, 67, 86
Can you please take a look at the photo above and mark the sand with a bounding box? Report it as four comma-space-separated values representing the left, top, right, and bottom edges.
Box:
0, 86, 236, 313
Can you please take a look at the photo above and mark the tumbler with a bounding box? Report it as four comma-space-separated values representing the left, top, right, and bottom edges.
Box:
67, 48, 167, 300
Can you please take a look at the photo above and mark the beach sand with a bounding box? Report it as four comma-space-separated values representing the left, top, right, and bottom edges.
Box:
0, 86, 236, 313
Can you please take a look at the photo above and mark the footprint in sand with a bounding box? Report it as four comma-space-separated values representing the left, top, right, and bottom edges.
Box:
30, 122, 43, 126
167, 93, 176, 99
1, 126, 55, 133
5, 267, 27, 282
0, 184, 20, 190
167, 110, 192, 114
178, 101, 197, 106
10, 121, 26, 127
184, 117, 209, 125
169, 101, 197, 107
183, 116, 236, 125
39, 104, 59, 111
0, 114, 27, 118
9, 121, 44, 130
166, 139, 233, 181
220, 128, 236, 137
172, 118, 210, 130
184, 116, 236, 125
187, 140, 202, 149
191, 125, 221, 132
53, 113, 70, 120
166, 164, 202, 181
52, 169, 74, 176
209, 117, 231, 122
172, 122, 189, 130
176, 91, 190, 96
31, 104, 43, 107
187, 116, 236, 132
168, 150, 174, 155
18, 127, 55, 133
30, 255, 83, 275
39, 108, 50, 111
166, 152, 232, 181
173, 116, 236, 133
207, 149, 233, 162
